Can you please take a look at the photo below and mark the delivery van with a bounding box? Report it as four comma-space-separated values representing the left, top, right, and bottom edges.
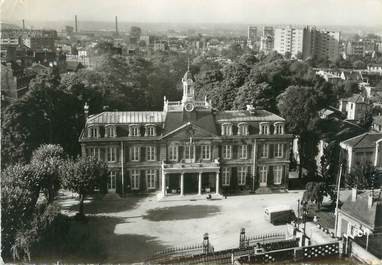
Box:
264, 205, 295, 225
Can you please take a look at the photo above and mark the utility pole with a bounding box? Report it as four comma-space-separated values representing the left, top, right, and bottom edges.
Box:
334, 163, 343, 236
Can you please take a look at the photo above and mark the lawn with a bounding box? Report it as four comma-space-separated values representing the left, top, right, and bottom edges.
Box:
33, 190, 304, 263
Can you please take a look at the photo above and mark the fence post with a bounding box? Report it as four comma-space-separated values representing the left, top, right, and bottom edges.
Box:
203, 233, 209, 254
239, 228, 246, 249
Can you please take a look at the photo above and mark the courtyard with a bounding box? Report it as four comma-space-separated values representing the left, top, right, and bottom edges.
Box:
55, 191, 304, 263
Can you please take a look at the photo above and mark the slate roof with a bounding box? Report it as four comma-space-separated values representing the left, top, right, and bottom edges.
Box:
216, 110, 285, 123
87, 111, 165, 124
340, 191, 382, 230
341, 132, 382, 149
342, 94, 366, 104
163, 111, 217, 135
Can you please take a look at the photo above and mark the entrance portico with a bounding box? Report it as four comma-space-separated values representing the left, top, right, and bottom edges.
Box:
161, 161, 220, 196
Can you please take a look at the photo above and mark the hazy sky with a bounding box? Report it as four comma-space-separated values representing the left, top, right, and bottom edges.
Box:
1, 0, 382, 26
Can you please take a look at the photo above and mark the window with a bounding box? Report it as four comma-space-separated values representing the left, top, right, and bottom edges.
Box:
108, 171, 117, 191
260, 144, 269, 158
238, 167, 247, 185
146, 169, 156, 189
201, 145, 211, 160
146, 146, 156, 161
107, 147, 117, 162
274, 144, 284, 158
221, 123, 233, 136
130, 169, 140, 190
87, 147, 98, 158
222, 168, 230, 186
273, 166, 283, 184
145, 126, 156, 136
222, 145, 232, 159
259, 123, 270, 135
131, 146, 140, 161
168, 144, 178, 161
88, 126, 98, 138
105, 125, 116, 137
238, 123, 249, 136
239, 145, 248, 159
274, 123, 284, 135
129, 125, 140, 136
259, 166, 268, 185
184, 144, 195, 160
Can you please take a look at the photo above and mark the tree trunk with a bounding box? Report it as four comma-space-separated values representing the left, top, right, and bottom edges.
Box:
48, 188, 55, 204
79, 194, 84, 216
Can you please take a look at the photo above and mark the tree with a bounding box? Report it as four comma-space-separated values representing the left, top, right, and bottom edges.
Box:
30, 144, 65, 204
319, 142, 341, 203
352, 60, 366, 69
233, 82, 276, 112
302, 182, 326, 210
277, 86, 322, 177
345, 165, 379, 189
1, 164, 39, 257
61, 156, 108, 217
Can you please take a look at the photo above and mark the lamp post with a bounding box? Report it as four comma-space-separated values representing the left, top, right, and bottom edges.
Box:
301, 201, 308, 246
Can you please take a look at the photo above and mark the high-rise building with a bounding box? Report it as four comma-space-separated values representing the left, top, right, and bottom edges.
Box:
274, 26, 304, 58
247, 26, 257, 41
260, 26, 274, 54
274, 26, 340, 60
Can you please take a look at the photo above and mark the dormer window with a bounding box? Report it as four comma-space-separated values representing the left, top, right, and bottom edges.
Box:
221, 123, 233, 136
129, 124, 140, 137
87, 126, 99, 138
259, 122, 270, 135
145, 125, 156, 136
238, 123, 249, 136
274, 123, 284, 135
105, 125, 116, 137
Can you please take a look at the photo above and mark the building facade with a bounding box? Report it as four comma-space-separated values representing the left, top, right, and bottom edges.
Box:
79, 71, 293, 196
274, 26, 304, 58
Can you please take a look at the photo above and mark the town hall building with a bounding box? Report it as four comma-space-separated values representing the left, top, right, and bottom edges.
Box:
79, 69, 293, 196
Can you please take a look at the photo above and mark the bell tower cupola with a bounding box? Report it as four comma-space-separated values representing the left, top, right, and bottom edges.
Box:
181, 60, 195, 103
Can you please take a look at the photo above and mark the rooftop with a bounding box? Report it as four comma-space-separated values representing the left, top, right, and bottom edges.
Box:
340, 190, 382, 230
87, 111, 166, 124
215, 110, 285, 123
341, 132, 382, 149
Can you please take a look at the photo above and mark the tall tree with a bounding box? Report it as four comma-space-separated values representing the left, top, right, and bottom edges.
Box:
233, 81, 276, 112
278, 86, 322, 177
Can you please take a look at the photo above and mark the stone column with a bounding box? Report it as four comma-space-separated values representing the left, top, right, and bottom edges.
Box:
216, 171, 220, 194
198, 172, 202, 195
162, 171, 166, 196
180, 173, 184, 196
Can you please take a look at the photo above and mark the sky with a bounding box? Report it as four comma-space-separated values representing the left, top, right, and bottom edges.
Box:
1, 0, 382, 26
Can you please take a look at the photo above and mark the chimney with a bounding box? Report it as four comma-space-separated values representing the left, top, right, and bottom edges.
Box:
84, 102, 89, 122
75, 15, 78, 33
246, 104, 255, 114
22, 19, 25, 31
368, 194, 373, 209
351, 187, 357, 202
115, 16, 118, 35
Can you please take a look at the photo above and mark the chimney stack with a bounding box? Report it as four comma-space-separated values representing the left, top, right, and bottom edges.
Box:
115, 16, 118, 35
75, 15, 78, 33
22, 19, 25, 31
368, 192, 374, 209
351, 187, 357, 202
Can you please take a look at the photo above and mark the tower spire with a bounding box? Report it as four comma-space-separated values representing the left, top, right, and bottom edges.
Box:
187, 57, 190, 71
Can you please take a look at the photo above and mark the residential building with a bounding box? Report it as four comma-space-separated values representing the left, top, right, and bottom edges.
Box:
339, 94, 369, 121
346, 41, 366, 57
340, 132, 382, 174
336, 188, 382, 239
247, 26, 257, 41
260, 36, 274, 54
372, 116, 382, 133
304, 28, 340, 61
274, 26, 304, 58
79, 70, 293, 196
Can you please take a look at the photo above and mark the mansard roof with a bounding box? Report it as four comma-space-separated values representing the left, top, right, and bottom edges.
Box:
163, 111, 217, 135
216, 110, 285, 123
87, 111, 165, 124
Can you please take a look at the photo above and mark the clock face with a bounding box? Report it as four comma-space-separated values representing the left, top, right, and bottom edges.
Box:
184, 102, 195, 112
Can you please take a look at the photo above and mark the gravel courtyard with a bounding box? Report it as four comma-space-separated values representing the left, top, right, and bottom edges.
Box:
60, 191, 304, 262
